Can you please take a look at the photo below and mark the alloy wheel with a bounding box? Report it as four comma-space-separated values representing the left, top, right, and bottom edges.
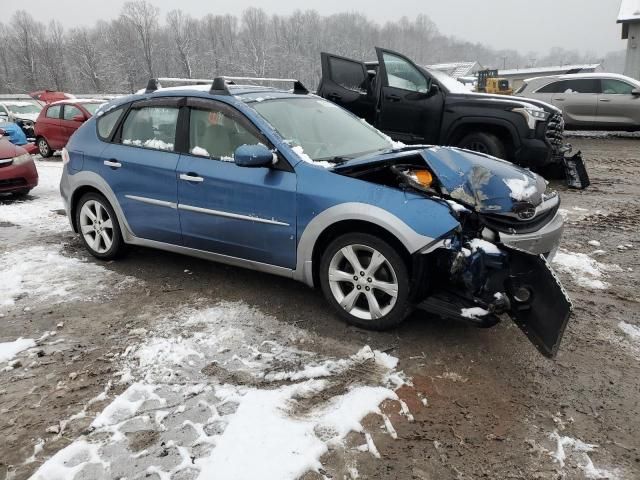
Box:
79, 200, 114, 254
328, 244, 399, 320
38, 139, 49, 156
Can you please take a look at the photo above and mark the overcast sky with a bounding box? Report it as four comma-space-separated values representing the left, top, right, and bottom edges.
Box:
5, 0, 627, 56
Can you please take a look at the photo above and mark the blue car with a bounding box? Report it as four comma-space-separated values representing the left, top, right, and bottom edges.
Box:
60, 77, 572, 357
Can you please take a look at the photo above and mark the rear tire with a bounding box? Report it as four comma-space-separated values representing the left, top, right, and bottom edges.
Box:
37, 137, 53, 158
11, 189, 31, 198
75, 192, 124, 260
319, 232, 411, 330
458, 132, 507, 159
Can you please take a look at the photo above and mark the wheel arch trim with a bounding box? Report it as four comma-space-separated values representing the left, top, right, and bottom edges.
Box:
294, 202, 434, 287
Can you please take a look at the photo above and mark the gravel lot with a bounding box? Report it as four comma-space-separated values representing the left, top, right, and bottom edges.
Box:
1, 134, 639, 480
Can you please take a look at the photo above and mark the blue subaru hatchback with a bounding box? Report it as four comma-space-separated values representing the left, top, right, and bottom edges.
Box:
61, 77, 572, 357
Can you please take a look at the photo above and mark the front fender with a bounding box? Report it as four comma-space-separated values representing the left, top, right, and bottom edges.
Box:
294, 163, 460, 286
444, 115, 521, 148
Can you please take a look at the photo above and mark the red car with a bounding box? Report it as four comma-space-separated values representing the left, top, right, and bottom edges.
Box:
0, 129, 38, 196
34, 100, 104, 157
30, 90, 75, 104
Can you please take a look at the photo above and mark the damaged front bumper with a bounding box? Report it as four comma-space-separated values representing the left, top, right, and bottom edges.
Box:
418, 239, 572, 358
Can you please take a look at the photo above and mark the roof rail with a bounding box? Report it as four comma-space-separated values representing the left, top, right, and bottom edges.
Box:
209, 76, 309, 95
144, 77, 214, 93
143, 76, 309, 95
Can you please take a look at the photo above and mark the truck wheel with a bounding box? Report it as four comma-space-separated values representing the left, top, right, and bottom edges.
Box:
319, 232, 411, 330
75, 192, 125, 260
458, 132, 506, 159
37, 137, 53, 158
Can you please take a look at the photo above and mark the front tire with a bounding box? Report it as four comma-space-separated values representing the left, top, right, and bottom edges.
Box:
458, 132, 506, 159
37, 137, 53, 158
319, 233, 411, 330
75, 192, 124, 260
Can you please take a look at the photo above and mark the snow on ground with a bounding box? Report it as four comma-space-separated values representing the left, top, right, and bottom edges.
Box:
31, 301, 407, 480
0, 337, 35, 363
552, 249, 623, 290
0, 245, 138, 307
0, 160, 67, 233
549, 431, 622, 479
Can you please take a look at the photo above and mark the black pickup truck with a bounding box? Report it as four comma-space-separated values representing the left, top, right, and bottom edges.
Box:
318, 47, 588, 188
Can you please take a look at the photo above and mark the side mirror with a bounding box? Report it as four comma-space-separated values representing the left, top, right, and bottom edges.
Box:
72, 114, 85, 122
632, 89, 640, 97
234, 144, 276, 168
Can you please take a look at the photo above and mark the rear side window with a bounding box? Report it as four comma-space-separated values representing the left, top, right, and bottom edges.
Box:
536, 81, 567, 93
97, 107, 124, 140
330, 57, 367, 92
601, 79, 634, 95
189, 107, 261, 160
63, 105, 83, 120
562, 79, 600, 94
121, 106, 179, 152
46, 106, 61, 119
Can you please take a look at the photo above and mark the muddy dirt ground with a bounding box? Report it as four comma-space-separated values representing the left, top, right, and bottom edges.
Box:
1, 134, 639, 480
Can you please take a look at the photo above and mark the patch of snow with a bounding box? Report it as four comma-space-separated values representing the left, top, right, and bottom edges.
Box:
549, 431, 621, 479
469, 238, 502, 255
460, 307, 489, 319
123, 138, 174, 151
191, 146, 210, 156
503, 175, 537, 201
31, 301, 406, 480
619, 322, 640, 342
0, 245, 138, 307
446, 199, 470, 213
588, 240, 601, 247
30, 440, 108, 480
552, 250, 608, 290
0, 338, 36, 363
290, 145, 333, 169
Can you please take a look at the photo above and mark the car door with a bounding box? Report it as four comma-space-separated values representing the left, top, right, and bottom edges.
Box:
551, 78, 599, 128
98, 97, 182, 244
318, 52, 375, 123
60, 104, 87, 147
41, 104, 63, 148
596, 78, 640, 128
176, 98, 297, 268
374, 47, 443, 144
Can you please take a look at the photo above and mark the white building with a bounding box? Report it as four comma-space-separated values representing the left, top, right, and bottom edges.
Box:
618, 0, 640, 79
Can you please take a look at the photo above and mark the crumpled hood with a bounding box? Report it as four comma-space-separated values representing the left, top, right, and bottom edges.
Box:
420, 147, 546, 214
334, 146, 547, 214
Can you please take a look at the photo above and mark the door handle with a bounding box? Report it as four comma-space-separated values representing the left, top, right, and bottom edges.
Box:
179, 173, 204, 183
555, 98, 565, 101
104, 160, 122, 169
599, 98, 611, 102
386, 94, 401, 102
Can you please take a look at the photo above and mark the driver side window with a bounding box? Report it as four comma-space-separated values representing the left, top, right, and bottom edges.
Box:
189, 107, 262, 161
382, 53, 429, 93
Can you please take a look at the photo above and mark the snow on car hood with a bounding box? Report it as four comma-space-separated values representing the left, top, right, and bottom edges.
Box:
334, 146, 547, 215
14, 113, 39, 122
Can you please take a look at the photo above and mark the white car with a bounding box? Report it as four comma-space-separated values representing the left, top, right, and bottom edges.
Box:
0, 101, 43, 138
515, 73, 640, 131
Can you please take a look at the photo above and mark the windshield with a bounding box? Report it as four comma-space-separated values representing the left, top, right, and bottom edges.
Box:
426, 69, 472, 94
252, 97, 391, 162
5, 103, 42, 115
83, 103, 105, 115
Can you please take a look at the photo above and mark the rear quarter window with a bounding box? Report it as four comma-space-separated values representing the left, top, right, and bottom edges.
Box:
46, 105, 61, 119
97, 107, 125, 141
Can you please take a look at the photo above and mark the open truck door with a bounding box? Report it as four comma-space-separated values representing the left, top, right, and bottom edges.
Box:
318, 53, 375, 123
374, 47, 444, 144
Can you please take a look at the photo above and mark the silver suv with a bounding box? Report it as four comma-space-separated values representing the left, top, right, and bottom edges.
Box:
515, 73, 640, 131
